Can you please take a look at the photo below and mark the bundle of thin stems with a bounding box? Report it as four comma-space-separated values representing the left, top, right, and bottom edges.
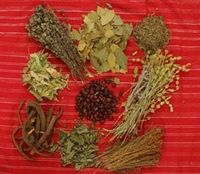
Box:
100, 128, 163, 172
112, 50, 190, 140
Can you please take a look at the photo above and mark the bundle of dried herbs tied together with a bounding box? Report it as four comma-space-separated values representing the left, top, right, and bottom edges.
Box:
27, 5, 87, 80
12, 100, 63, 160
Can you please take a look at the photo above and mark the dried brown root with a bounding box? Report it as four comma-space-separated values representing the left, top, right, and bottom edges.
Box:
12, 100, 63, 160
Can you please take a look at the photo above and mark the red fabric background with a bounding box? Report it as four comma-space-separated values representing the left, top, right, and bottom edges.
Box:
0, 0, 200, 173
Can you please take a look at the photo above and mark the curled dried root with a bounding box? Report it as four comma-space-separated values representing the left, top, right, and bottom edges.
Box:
12, 100, 63, 160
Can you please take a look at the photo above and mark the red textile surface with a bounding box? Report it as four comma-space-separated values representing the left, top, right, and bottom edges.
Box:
0, 0, 200, 173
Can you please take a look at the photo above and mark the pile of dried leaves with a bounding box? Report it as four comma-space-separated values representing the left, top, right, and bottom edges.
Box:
70, 6, 132, 73
22, 51, 68, 101
50, 124, 98, 170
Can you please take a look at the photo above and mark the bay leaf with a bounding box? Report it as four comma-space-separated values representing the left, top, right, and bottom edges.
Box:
100, 9, 115, 25
99, 61, 110, 72
110, 44, 120, 52
78, 40, 86, 51
113, 15, 123, 25
90, 56, 100, 70
97, 6, 105, 17
94, 47, 109, 61
114, 48, 127, 70
104, 29, 114, 38
107, 53, 116, 69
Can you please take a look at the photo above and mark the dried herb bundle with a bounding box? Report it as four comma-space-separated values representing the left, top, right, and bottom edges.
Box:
112, 50, 190, 140
26, 5, 87, 80
100, 128, 163, 172
134, 15, 169, 53
22, 51, 68, 101
52, 124, 98, 170
12, 101, 63, 160
76, 78, 118, 123
70, 6, 132, 73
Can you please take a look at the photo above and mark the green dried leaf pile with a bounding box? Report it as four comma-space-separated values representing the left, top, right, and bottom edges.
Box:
58, 124, 98, 170
22, 51, 68, 101
70, 6, 133, 73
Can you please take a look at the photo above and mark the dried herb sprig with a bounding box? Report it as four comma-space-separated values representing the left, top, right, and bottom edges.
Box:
12, 100, 63, 160
26, 5, 87, 80
22, 51, 68, 101
112, 50, 190, 140
100, 128, 163, 172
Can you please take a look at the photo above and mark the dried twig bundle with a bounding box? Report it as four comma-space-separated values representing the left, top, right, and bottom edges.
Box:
100, 128, 163, 172
27, 5, 87, 80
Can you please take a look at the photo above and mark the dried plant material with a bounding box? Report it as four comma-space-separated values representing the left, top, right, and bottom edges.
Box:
70, 6, 133, 74
22, 51, 68, 101
52, 124, 98, 170
112, 50, 190, 140
100, 128, 163, 172
134, 15, 169, 53
26, 5, 87, 80
113, 77, 120, 85
12, 101, 63, 160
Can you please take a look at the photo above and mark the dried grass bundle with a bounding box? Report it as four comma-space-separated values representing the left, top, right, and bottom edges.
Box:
100, 128, 163, 172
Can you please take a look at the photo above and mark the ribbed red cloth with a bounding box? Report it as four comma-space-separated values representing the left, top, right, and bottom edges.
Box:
0, 0, 199, 173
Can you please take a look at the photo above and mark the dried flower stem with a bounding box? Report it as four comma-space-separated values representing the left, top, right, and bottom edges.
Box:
112, 50, 190, 140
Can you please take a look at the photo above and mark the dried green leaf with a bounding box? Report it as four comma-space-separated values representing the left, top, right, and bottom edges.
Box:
22, 51, 68, 101
70, 29, 81, 41
99, 61, 110, 72
107, 53, 116, 69
100, 9, 115, 25
78, 40, 86, 51
113, 15, 123, 25
115, 48, 127, 71
105, 29, 114, 38
113, 77, 120, 85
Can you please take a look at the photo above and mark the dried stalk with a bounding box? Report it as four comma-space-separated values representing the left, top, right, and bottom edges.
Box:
112, 50, 190, 140
27, 5, 87, 80
100, 128, 163, 172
